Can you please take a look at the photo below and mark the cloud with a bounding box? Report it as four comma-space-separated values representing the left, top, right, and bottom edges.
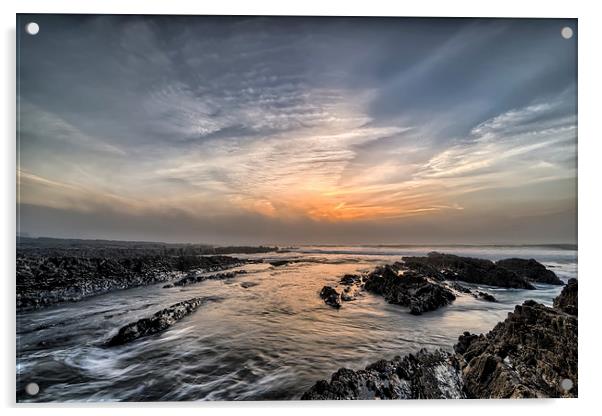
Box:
16, 15, 577, 243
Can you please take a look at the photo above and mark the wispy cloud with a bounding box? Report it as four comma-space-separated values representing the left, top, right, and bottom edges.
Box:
17, 15, 577, 243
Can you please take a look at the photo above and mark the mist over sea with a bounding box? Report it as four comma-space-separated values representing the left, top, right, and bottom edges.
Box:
16, 245, 576, 401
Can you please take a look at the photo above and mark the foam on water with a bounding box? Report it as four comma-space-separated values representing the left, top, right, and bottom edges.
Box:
16, 245, 576, 401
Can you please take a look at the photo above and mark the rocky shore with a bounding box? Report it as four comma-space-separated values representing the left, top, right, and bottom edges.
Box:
16, 254, 247, 310
303, 279, 578, 399
302, 349, 465, 399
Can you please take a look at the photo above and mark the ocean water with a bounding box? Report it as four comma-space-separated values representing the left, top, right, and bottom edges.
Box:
16, 245, 577, 402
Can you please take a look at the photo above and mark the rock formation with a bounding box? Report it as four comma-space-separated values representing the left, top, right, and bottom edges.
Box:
16, 254, 245, 310
106, 296, 219, 346
496, 258, 564, 285
553, 278, 577, 315
455, 295, 577, 397
402, 252, 536, 289
320, 286, 342, 309
364, 264, 456, 315
170, 270, 246, 287
303, 279, 578, 399
302, 349, 465, 399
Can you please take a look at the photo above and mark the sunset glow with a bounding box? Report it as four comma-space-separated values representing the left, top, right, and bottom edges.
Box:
17, 16, 577, 244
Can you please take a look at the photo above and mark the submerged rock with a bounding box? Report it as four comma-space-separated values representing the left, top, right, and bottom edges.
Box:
270, 260, 293, 267
320, 286, 342, 309
171, 270, 245, 287
455, 285, 578, 398
402, 252, 535, 290
474, 291, 497, 302
496, 258, 563, 285
364, 264, 456, 314
553, 278, 578, 315
341, 285, 361, 302
301, 349, 465, 400
445, 282, 472, 294
339, 274, 363, 285
106, 297, 219, 346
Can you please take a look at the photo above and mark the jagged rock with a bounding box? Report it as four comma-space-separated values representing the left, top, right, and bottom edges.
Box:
171, 270, 245, 287
340, 285, 359, 302
446, 282, 472, 294
304, 280, 577, 400
364, 264, 456, 314
474, 291, 497, 302
455, 296, 578, 398
340, 274, 363, 285
106, 297, 219, 346
496, 258, 563, 285
301, 349, 465, 399
320, 286, 342, 309
553, 278, 577, 315
402, 252, 535, 289
16, 254, 246, 310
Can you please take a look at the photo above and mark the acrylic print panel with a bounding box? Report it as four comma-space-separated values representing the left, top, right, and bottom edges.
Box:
16, 14, 577, 402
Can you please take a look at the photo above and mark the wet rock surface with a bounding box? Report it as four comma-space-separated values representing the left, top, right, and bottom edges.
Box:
474, 291, 497, 302
302, 349, 465, 399
496, 258, 564, 285
319, 286, 342, 309
106, 296, 220, 346
364, 263, 456, 315
170, 270, 247, 287
269, 260, 297, 267
402, 252, 536, 289
553, 277, 578, 315
455, 289, 578, 397
303, 280, 577, 399
17, 254, 246, 310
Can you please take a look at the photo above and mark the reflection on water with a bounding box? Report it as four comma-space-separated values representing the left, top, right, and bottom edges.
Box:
16, 245, 576, 401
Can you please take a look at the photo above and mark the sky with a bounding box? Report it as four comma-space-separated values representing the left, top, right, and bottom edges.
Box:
17, 15, 577, 245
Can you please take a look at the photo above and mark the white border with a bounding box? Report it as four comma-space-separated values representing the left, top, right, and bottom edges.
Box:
2, 1, 601, 415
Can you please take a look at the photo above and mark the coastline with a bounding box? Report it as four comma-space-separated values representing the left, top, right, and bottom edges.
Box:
16, 238, 577, 401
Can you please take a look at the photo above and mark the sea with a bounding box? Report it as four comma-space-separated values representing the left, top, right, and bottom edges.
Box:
16, 245, 577, 401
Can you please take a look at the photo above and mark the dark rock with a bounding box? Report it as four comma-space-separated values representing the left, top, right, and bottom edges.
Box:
339, 274, 362, 285
454, 297, 577, 398
162, 283, 174, 289
474, 291, 497, 302
171, 270, 245, 287
304, 280, 577, 400
445, 281, 472, 294
16, 254, 246, 310
496, 258, 563, 285
341, 285, 361, 302
553, 278, 577, 315
106, 297, 219, 346
319, 286, 342, 309
240, 281, 259, 289
402, 252, 535, 289
301, 349, 465, 399
270, 260, 293, 267
364, 264, 456, 314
